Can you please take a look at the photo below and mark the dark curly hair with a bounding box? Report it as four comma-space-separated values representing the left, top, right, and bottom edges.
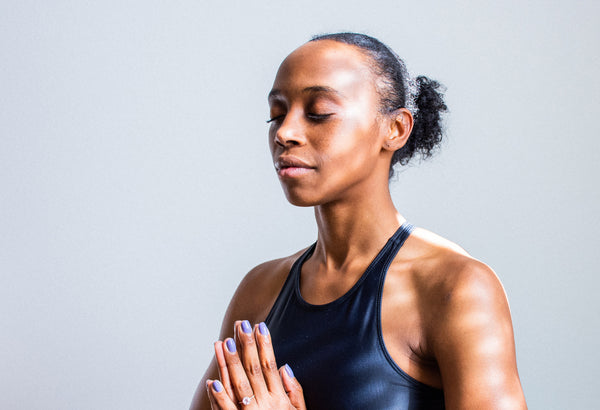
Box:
310, 33, 447, 178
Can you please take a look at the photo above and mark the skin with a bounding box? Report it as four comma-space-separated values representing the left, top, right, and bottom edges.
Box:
190, 40, 527, 409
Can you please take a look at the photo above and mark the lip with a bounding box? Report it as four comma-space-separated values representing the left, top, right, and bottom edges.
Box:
275, 156, 315, 178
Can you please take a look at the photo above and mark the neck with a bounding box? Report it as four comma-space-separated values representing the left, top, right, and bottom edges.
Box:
312, 186, 405, 270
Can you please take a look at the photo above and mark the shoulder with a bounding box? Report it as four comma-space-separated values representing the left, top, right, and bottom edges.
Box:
402, 227, 506, 311
218, 247, 309, 339
390, 226, 510, 349
401, 227, 510, 339
401, 227, 525, 408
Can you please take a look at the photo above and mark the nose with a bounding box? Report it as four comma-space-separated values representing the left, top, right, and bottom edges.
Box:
273, 113, 306, 148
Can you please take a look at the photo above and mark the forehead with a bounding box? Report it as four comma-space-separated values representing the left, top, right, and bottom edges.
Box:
270, 40, 376, 98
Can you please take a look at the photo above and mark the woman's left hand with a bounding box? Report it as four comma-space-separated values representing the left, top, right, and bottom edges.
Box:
206, 320, 306, 410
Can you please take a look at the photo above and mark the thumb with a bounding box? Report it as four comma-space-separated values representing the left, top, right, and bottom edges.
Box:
280, 364, 306, 410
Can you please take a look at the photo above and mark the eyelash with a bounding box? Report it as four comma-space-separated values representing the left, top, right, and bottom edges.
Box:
307, 113, 332, 122
266, 115, 284, 124
266, 113, 333, 124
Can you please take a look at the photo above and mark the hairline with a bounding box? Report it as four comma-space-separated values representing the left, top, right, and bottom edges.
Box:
308, 37, 397, 116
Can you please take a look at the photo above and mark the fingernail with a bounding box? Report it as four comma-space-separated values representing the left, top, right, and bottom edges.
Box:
225, 338, 236, 353
241, 320, 252, 334
259, 322, 269, 336
212, 380, 223, 393
284, 363, 294, 378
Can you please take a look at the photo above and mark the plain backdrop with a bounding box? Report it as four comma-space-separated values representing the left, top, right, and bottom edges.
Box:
1, 1, 598, 409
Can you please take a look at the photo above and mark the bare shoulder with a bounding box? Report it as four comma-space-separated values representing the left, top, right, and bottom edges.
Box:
218, 247, 308, 340
404, 227, 506, 309
402, 227, 526, 408
403, 227, 511, 345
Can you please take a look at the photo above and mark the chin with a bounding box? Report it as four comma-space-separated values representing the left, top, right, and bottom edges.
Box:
284, 194, 317, 207
282, 188, 322, 208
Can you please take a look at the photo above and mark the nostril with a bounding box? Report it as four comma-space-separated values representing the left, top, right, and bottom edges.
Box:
275, 132, 301, 147
276, 137, 300, 147
275, 129, 304, 147
274, 134, 286, 147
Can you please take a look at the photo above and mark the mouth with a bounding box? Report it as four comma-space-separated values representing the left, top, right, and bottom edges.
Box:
275, 156, 315, 178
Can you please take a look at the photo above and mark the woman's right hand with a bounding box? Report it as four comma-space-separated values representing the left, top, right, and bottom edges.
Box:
206, 320, 306, 410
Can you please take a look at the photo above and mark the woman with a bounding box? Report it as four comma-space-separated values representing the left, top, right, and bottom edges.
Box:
191, 33, 526, 409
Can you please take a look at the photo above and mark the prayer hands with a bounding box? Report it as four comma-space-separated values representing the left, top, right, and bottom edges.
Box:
206, 320, 306, 410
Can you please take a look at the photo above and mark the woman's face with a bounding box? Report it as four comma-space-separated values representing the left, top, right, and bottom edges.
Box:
268, 40, 393, 207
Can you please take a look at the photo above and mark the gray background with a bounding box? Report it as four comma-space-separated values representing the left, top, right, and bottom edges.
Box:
1, 1, 598, 409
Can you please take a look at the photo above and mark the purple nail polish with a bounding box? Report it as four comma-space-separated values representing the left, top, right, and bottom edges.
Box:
259, 322, 269, 336
284, 363, 294, 378
241, 320, 252, 334
225, 338, 236, 353
212, 380, 223, 393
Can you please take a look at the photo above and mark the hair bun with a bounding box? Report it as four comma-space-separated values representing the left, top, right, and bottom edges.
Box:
392, 76, 447, 171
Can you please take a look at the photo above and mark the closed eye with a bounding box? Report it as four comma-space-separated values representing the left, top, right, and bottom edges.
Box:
267, 113, 334, 124
307, 113, 333, 122
266, 115, 285, 124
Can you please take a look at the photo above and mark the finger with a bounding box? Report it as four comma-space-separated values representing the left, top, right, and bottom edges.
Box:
206, 379, 237, 410
222, 334, 257, 405
280, 364, 307, 410
213, 341, 235, 401
254, 322, 285, 395
234, 320, 268, 398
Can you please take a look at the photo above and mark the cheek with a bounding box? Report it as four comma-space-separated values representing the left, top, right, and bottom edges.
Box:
322, 116, 380, 165
267, 128, 276, 154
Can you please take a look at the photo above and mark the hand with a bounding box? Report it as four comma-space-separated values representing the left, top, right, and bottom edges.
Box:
206, 320, 306, 410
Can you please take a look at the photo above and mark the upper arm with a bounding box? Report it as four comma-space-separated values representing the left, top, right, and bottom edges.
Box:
431, 262, 526, 409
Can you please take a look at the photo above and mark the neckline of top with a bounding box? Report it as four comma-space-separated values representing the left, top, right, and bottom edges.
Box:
292, 222, 414, 309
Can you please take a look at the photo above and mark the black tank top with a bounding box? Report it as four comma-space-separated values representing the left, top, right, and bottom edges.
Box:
265, 223, 445, 409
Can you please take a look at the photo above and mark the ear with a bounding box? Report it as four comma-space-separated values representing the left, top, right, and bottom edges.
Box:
382, 108, 413, 152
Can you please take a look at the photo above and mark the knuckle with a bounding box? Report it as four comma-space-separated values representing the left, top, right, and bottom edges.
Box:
244, 361, 263, 377
234, 378, 251, 393
227, 354, 241, 365
261, 358, 278, 372
240, 335, 255, 347
294, 382, 303, 394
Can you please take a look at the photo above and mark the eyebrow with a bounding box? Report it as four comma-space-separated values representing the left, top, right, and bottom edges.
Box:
268, 86, 343, 100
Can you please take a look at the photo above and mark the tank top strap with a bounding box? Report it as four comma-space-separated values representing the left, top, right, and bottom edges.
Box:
264, 243, 316, 324
374, 222, 414, 276
355, 221, 414, 290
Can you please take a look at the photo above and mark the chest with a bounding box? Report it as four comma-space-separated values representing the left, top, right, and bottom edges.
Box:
265, 267, 444, 409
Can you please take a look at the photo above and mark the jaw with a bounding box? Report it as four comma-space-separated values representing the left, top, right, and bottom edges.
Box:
279, 181, 320, 207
